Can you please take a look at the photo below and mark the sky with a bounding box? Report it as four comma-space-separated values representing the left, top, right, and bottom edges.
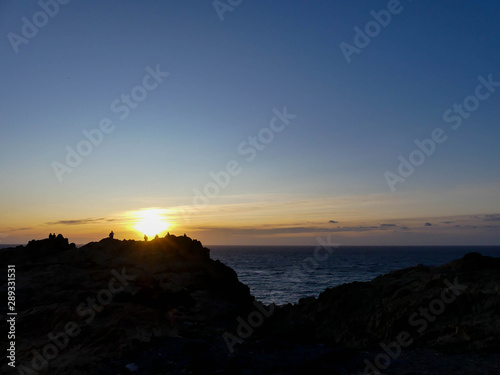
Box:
1, 0, 499, 246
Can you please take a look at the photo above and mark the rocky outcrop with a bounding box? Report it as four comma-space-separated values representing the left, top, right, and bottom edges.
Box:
1, 236, 500, 375
0, 234, 254, 375
266, 252, 500, 352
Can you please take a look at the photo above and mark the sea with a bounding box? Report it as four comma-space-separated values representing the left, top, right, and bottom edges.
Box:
210, 246, 500, 305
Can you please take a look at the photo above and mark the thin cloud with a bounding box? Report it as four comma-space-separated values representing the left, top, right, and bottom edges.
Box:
483, 214, 500, 222
46, 217, 114, 226
194, 224, 411, 236
452, 224, 500, 230
3, 227, 32, 232
329, 220, 338, 224
333, 226, 381, 232
195, 226, 332, 235
380, 224, 397, 227
425, 223, 432, 226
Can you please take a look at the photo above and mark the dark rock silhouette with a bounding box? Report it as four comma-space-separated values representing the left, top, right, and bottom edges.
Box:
1, 236, 499, 374
265, 253, 500, 353
4, 233, 77, 263
0, 234, 253, 375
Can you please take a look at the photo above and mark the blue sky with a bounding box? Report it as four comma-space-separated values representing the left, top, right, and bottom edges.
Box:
1, 0, 499, 245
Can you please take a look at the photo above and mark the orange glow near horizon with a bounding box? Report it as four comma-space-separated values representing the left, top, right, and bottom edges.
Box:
131, 208, 171, 238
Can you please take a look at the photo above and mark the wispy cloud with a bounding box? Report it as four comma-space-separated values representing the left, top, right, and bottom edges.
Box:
334, 225, 407, 232
46, 218, 116, 226
1, 227, 32, 232
454, 224, 500, 230
483, 214, 500, 222
195, 226, 331, 236
194, 223, 416, 236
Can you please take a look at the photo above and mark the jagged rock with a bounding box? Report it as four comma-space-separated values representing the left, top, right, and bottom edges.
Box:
0, 234, 253, 375
265, 252, 500, 352
1, 236, 500, 375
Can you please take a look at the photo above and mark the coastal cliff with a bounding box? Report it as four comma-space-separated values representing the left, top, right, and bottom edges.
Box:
268, 252, 500, 351
0, 234, 254, 374
1, 235, 499, 374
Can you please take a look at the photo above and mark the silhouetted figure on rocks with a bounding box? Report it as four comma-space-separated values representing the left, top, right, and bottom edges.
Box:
109, 231, 114, 239
154, 234, 159, 240
144, 235, 148, 242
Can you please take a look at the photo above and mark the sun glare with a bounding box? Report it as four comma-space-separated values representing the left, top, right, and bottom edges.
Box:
132, 209, 170, 238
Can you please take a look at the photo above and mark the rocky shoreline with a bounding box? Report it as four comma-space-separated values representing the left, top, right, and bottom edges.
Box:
1, 235, 499, 374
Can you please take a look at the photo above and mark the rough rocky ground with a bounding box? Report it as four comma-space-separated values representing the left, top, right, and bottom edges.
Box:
0, 234, 253, 374
268, 252, 500, 351
1, 236, 499, 374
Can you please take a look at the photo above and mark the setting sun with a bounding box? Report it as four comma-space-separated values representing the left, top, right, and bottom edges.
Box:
131, 208, 171, 238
